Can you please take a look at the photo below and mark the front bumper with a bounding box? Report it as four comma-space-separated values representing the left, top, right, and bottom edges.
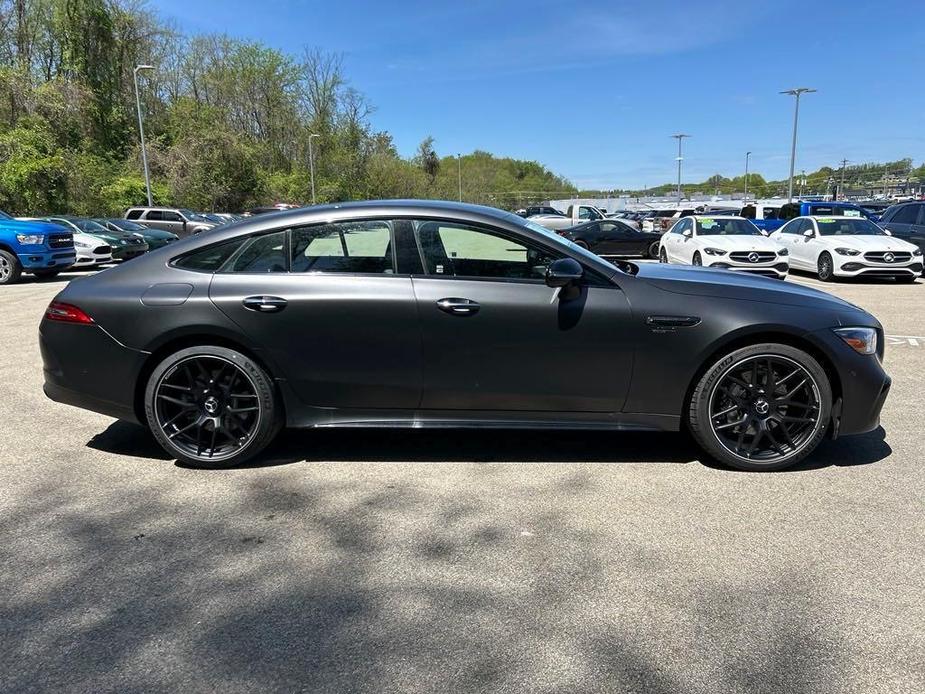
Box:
74, 253, 112, 266
706, 260, 789, 279
17, 250, 77, 271
111, 245, 149, 261
833, 258, 922, 278
40, 320, 146, 423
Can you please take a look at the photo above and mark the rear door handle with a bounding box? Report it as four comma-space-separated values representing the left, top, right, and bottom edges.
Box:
242, 295, 288, 313
436, 297, 480, 316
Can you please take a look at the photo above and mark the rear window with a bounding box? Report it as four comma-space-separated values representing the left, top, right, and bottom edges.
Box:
173, 238, 246, 272
126, 209, 143, 220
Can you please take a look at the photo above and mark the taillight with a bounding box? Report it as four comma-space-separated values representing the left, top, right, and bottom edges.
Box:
45, 301, 94, 324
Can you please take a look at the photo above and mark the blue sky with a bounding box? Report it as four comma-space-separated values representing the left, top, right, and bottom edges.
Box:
155, 0, 924, 190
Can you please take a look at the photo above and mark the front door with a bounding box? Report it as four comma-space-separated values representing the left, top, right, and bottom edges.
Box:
409, 219, 633, 413
208, 221, 421, 410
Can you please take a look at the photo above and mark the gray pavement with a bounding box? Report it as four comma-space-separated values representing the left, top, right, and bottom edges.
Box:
1, 268, 923, 693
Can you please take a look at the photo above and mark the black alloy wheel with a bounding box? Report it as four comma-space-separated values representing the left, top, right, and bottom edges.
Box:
817, 252, 834, 282
145, 346, 281, 467
692, 252, 703, 266
689, 344, 832, 471
648, 241, 660, 259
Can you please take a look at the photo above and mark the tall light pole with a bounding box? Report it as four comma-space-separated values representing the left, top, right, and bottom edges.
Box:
308, 133, 320, 205
133, 64, 155, 206
838, 158, 850, 200
457, 153, 462, 202
780, 87, 816, 203
671, 134, 689, 205
744, 151, 752, 202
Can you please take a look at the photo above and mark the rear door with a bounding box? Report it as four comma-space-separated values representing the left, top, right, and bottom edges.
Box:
882, 204, 925, 253
208, 219, 422, 410
409, 218, 633, 413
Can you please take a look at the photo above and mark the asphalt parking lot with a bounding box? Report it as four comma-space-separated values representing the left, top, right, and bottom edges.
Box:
1, 268, 924, 693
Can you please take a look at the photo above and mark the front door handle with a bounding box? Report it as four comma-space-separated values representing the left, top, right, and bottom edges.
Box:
242, 295, 288, 313
436, 297, 480, 316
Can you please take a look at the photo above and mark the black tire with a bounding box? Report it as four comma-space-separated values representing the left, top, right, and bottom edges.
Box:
0, 249, 22, 285
817, 252, 835, 282
32, 269, 62, 279
692, 252, 702, 267
688, 343, 832, 472
144, 345, 282, 468
647, 241, 660, 259
659, 247, 668, 263
574, 240, 590, 250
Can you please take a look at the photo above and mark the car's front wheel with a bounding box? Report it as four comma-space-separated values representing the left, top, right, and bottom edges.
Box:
144, 345, 282, 468
817, 252, 835, 281
692, 251, 703, 266
688, 343, 832, 471
647, 241, 660, 259
659, 247, 668, 263
0, 250, 22, 285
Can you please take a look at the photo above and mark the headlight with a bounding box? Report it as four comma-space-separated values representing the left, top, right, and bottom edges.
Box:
703, 247, 726, 256
833, 327, 877, 355
16, 234, 45, 244
914, 249, 923, 256
74, 240, 92, 249
834, 247, 860, 256
777, 248, 789, 256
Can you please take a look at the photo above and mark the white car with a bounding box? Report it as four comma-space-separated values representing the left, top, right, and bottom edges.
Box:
660, 215, 789, 279
770, 216, 922, 282
72, 232, 113, 267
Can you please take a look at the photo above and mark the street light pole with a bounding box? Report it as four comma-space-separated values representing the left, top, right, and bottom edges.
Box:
744, 151, 751, 202
308, 133, 319, 205
457, 153, 462, 202
838, 158, 850, 200
133, 64, 155, 206
671, 134, 689, 205
780, 87, 816, 203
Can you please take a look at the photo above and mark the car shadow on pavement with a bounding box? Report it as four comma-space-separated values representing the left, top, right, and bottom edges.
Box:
86, 421, 892, 471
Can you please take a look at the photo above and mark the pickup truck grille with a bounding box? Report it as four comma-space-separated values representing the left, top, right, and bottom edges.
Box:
864, 251, 911, 263
729, 251, 777, 263
48, 233, 73, 248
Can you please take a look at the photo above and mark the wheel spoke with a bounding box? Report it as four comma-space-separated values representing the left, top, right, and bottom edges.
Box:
168, 417, 202, 439
745, 429, 763, 456
782, 378, 808, 400
226, 406, 259, 414
715, 417, 748, 431
778, 415, 816, 423
712, 404, 740, 418
157, 393, 195, 408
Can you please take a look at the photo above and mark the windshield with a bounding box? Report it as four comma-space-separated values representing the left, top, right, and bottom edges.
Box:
696, 218, 763, 236
73, 219, 109, 233
106, 219, 147, 231
816, 218, 886, 236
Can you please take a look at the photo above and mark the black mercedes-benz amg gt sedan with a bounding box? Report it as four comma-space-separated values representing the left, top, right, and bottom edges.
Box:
40, 200, 891, 471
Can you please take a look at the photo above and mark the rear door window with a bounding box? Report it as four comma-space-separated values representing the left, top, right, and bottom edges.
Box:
291, 221, 394, 274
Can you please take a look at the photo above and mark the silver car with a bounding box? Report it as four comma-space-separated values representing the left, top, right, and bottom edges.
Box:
124, 207, 216, 238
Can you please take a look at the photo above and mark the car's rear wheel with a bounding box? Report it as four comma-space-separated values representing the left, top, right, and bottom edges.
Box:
0, 250, 22, 285
647, 241, 660, 259
688, 343, 832, 471
144, 345, 282, 468
817, 252, 835, 281
574, 240, 590, 250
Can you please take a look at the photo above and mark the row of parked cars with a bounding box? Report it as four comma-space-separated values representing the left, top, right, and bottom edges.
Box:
0, 206, 244, 285
523, 200, 925, 282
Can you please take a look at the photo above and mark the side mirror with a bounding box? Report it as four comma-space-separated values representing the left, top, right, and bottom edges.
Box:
803, 229, 814, 238
882, 228, 892, 236
545, 257, 583, 288
682, 229, 693, 238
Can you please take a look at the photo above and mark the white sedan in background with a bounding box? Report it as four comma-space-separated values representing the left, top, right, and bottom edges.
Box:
770, 216, 922, 282
18, 217, 113, 268
659, 215, 789, 279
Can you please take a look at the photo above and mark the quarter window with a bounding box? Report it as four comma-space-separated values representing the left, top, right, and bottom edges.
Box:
416, 221, 557, 280
291, 221, 393, 274
174, 238, 246, 272
126, 209, 143, 220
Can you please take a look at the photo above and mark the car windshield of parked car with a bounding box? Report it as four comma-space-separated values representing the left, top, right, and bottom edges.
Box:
73, 219, 109, 233
696, 218, 762, 236
107, 219, 147, 231
816, 218, 886, 236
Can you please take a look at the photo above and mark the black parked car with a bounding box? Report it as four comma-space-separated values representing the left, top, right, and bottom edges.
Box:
878, 201, 925, 253
559, 219, 663, 259
40, 200, 890, 472
96, 219, 180, 251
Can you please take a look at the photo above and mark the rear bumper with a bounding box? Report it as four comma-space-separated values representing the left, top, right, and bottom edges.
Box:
40, 320, 147, 424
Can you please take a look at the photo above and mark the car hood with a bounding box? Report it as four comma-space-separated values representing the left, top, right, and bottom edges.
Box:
74, 233, 109, 246
138, 228, 177, 240
694, 235, 781, 251
1, 218, 70, 234
633, 262, 862, 314
817, 235, 918, 252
